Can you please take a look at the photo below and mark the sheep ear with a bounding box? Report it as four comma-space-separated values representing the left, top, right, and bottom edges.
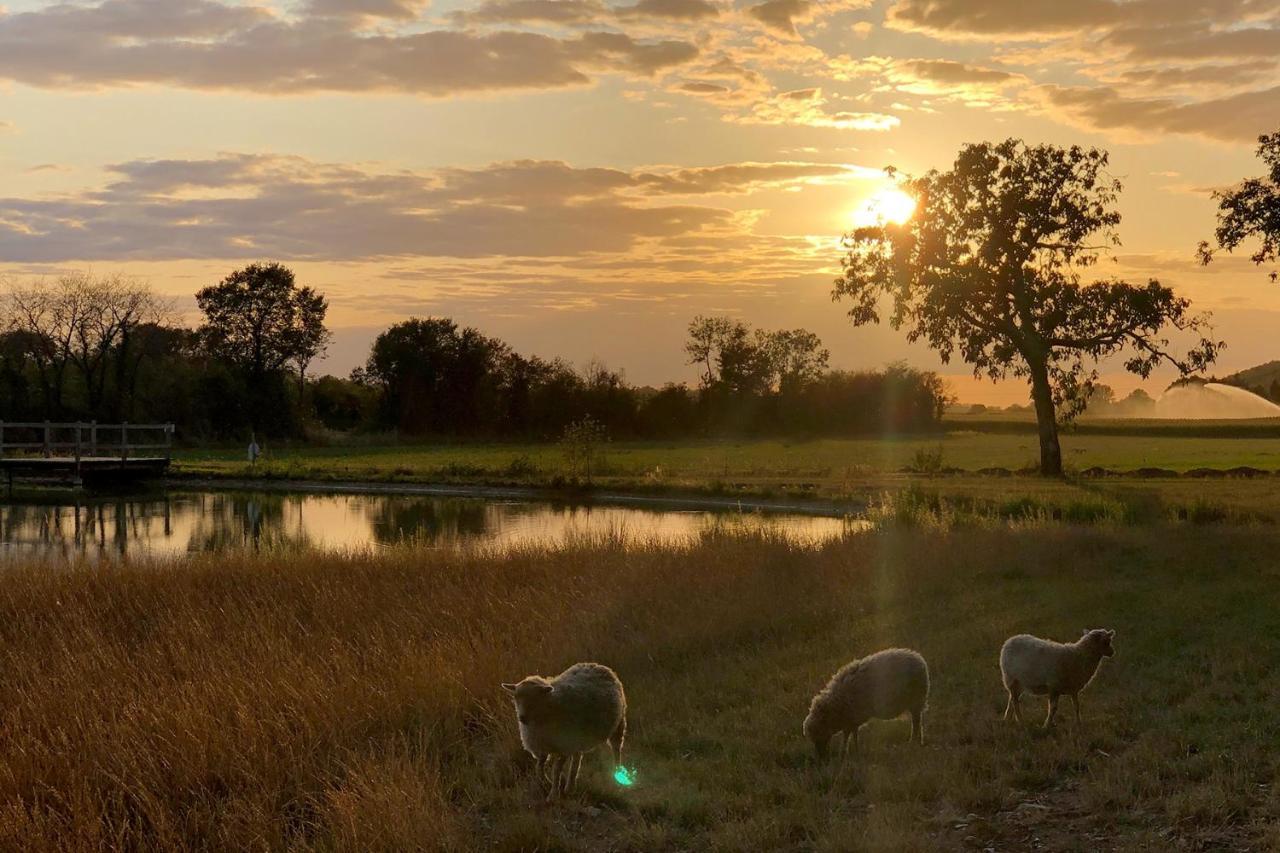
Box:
501, 683, 517, 694
1106, 629, 1116, 639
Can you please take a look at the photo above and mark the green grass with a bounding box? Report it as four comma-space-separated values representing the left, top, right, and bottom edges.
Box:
172, 430, 1280, 504
175, 427, 1280, 473
4, 526, 1280, 849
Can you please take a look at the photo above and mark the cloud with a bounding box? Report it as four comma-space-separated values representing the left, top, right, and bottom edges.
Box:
1035, 84, 1280, 143
839, 56, 1025, 101
886, 0, 1119, 38
0, 0, 700, 95
451, 0, 608, 24
305, 0, 429, 19
615, 0, 721, 19
0, 154, 872, 263
746, 0, 866, 36
732, 87, 900, 130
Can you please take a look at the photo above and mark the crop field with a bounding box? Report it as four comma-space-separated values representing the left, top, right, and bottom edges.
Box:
0, 521, 1278, 850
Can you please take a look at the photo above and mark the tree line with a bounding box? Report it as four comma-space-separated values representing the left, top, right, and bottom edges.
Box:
0, 266, 950, 441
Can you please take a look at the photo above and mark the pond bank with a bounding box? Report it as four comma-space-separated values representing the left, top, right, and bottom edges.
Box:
167, 476, 865, 517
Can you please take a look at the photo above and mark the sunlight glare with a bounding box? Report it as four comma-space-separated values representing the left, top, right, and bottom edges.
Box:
853, 187, 916, 227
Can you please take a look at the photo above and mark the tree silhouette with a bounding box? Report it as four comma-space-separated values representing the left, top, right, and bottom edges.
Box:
834, 139, 1220, 476
1200, 131, 1280, 282
196, 263, 329, 384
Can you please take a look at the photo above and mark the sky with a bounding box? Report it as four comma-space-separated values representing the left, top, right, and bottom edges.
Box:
1, 0, 1279, 404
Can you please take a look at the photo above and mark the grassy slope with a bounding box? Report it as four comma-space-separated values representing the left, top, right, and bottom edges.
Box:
2, 526, 1279, 850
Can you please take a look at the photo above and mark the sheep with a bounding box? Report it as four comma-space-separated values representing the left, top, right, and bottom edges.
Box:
501, 662, 626, 799
803, 648, 929, 761
1000, 629, 1116, 728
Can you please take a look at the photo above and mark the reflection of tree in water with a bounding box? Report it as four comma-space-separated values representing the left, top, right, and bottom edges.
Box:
181, 492, 312, 553
0, 495, 175, 560
366, 497, 495, 545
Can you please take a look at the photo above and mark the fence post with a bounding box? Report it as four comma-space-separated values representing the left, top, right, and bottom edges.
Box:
90, 420, 98, 457
43, 421, 51, 458
165, 423, 174, 462
122, 422, 129, 463
75, 422, 83, 477
0, 421, 5, 460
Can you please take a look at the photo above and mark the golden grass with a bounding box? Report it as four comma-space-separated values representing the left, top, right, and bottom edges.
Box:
1, 526, 1278, 850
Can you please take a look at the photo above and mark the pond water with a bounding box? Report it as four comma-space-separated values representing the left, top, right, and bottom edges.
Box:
0, 490, 862, 561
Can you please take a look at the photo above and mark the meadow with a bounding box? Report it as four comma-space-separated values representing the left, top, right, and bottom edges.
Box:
174, 423, 1280, 484
2, 520, 1279, 851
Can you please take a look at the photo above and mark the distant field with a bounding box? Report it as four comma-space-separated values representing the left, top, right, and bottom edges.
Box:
174, 426, 1280, 488
3, 526, 1278, 849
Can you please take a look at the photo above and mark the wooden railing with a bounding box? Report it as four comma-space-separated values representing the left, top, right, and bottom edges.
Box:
0, 422, 175, 462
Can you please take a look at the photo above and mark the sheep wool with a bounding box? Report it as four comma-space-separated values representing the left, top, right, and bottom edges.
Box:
1000, 629, 1116, 728
803, 648, 929, 759
502, 662, 627, 799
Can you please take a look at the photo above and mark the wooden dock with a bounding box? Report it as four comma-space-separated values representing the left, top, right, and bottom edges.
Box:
0, 422, 174, 493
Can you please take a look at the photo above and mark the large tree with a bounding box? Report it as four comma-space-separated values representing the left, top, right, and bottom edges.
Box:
834, 140, 1220, 476
196, 263, 330, 384
1200, 130, 1280, 281
684, 316, 828, 395
361, 318, 510, 434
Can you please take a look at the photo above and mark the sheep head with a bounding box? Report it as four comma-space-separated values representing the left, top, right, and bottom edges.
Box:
1080, 628, 1116, 658
501, 677, 554, 723
803, 697, 839, 759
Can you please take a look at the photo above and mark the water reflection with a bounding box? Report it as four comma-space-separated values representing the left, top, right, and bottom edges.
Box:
0, 491, 859, 560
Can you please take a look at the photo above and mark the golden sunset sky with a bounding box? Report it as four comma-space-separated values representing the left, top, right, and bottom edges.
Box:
1, 0, 1279, 403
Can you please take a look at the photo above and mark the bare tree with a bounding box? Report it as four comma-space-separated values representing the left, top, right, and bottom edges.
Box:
4, 273, 171, 419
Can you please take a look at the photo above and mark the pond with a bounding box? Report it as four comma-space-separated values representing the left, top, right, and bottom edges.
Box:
0, 489, 863, 561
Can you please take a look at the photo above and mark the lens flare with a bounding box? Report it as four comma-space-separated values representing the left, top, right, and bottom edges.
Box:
613, 766, 636, 786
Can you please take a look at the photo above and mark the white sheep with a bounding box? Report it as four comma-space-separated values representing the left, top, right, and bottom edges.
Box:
803, 648, 929, 760
501, 662, 626, 799
1000, 629, 1116, 728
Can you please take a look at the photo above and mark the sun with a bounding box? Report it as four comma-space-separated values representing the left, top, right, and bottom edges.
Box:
853, 187, 917, 227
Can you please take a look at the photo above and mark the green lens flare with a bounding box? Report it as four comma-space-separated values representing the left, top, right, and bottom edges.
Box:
613, 766, 635, 787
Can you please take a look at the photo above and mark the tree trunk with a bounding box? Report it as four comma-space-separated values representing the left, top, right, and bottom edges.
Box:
1028, 358, 1063, 477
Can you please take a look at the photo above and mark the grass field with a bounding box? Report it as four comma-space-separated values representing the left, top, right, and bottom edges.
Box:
2, 523, 1279, 850
172, 427, 1280, 505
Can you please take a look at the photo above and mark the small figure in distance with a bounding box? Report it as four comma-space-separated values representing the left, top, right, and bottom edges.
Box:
1001, 629, 1116, 729
803, 648, 929, 762
502, 662, 626, 800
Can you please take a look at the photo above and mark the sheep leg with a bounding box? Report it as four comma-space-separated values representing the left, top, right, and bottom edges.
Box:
546, 755, 565, 801
1004, 681, 1022, 721
1071, 693, 1081, 724
910, 710, 925, 746
566, 753, 583, 793
536, 754, 550, 789
844, 728, 859, 761
1043, 694, 1060, 729
609, 716, 626, 769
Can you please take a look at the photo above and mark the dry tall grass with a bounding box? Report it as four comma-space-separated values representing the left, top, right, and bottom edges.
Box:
1, 525, 1278, 850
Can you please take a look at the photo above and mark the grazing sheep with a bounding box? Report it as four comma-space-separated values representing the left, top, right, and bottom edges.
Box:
1000, 629, 1116, 728
803, 648, 929, 760
501, 662, 626, 799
